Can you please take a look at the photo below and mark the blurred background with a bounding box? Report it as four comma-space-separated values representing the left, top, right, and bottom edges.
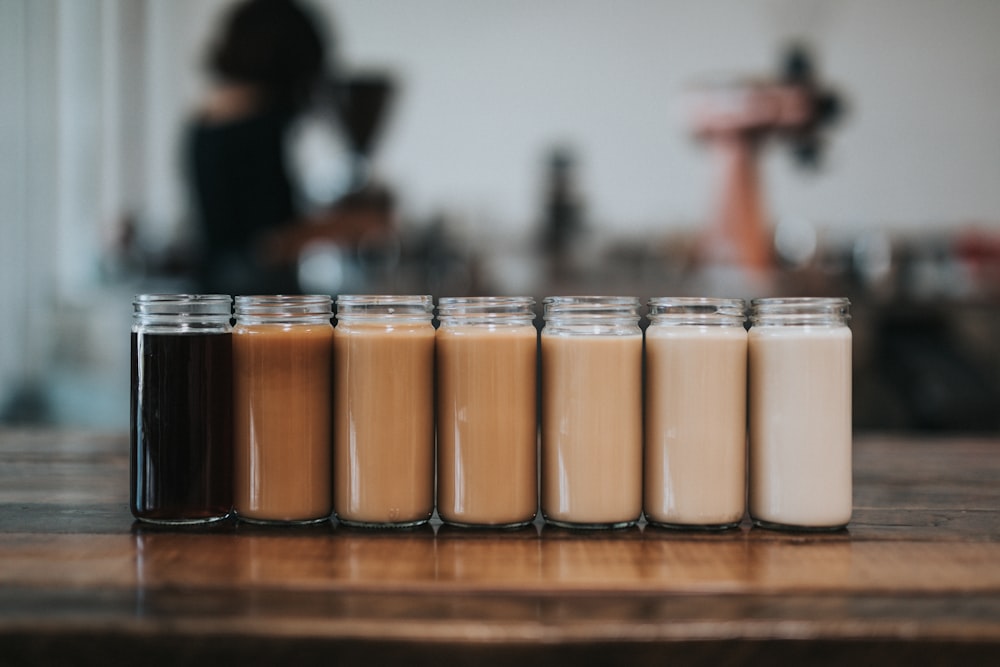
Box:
2, 0, 1000, 432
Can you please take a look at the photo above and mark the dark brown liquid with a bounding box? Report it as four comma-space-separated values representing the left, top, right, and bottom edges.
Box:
130, 332, 233, 522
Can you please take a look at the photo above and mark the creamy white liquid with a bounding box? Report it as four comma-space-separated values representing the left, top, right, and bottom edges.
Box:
748, 325, 852, 528
644, 325, 747, 526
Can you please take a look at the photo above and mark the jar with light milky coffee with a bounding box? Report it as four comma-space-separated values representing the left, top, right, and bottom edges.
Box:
233, 295, 333, 524
541, 296, 643, 529
334, 295, 435, 527
748, 297, 852, 530
644, 297, 747, 529
437, 297, 538, 528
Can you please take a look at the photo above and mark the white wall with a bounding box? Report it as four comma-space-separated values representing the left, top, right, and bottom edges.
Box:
0, 0, 58, 410
323, 0, 1000, 237
38, 0, 996, 250
104, 0, 1000, 244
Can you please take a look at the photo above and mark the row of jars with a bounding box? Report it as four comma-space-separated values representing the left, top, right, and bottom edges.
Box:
130, 294, 852, 531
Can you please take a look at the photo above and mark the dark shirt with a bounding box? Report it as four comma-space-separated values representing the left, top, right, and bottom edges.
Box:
187, 109, 299, 294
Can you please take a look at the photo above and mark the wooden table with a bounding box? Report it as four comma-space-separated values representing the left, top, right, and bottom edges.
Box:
0, 429, 998, 665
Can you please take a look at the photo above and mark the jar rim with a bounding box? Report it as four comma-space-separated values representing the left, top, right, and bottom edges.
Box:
543, 295, 639, 306
132, 294, 232, 329
439, 296, 534, 305
235, 294, 332, 318
750, 296, 849, 308
648, 297, 745, 320
133, 294, 232, 319
542, 296, 641, 332
749, 296, 851, 324
337, 294, 433, 305
336, 294, 434, 317
438, 296, 535, 318
543, 295, 640, 318
134, 293, 230, 303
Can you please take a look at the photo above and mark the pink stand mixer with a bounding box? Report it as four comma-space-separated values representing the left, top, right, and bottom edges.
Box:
691, 44, 843, 273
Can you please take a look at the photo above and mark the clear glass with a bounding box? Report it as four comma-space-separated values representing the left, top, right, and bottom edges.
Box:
541, 295, 641, 334
748, 297, 852, 531
437, 296, 536, 325
130, 295, 233, 524
232, 295, 333, 525
234, 294, 334, 324
644, 297, 747, 529
749, 296, 851, 327
647, 297, 745, 325
436, 297, 538, 528
540, 296, 643, 529
132, 293, 232, 331
335, 294, 434, 321
334, 295, 435, 527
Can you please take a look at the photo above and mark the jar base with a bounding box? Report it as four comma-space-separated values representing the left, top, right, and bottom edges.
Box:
646, 519, 742, 531
133, 512, 232, 526
440, 517, 536, 530
336, 517, 431, 529
236, 514, 331, 526
544, 517, 638, 530
752, 518, 849, 532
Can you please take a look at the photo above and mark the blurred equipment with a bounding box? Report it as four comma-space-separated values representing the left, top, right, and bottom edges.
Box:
874, 307, 1000, 432
538, 146, 585, 279
266, 70, 401, 294
691, 42, 844, 272
332, 71, 396, 194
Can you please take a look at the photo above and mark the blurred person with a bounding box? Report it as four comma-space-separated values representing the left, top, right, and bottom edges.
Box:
187, 0, 389, 295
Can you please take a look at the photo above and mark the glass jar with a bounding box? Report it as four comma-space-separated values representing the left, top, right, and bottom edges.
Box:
748, 297, 852, 530
436, 296, 538, 528
644, 297, 747, 529
233, 295, 333, 524
540, 296, 643, 528
130, 294, 233, 524
333, 295, 435, 527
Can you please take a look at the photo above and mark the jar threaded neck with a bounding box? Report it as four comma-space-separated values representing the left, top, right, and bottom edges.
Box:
234, 295, 332, 324
336, 294, 434, 320
438, 296, 535, 324
132, 294, 232, 331
749, 297, 850, 326
648, 297, 745, 326
542, 296, 641, 334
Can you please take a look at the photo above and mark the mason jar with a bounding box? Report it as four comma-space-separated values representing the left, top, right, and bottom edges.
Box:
436, 296, 538, 528
333, 295, 435, 527
540, 296, 643, 529
130, 294, 233, 524
644, 297, 747, 529
232, 295, 333, 524
748, 297, 852, 530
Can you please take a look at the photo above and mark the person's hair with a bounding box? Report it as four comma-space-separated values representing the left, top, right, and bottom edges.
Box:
208, 0, 327, 110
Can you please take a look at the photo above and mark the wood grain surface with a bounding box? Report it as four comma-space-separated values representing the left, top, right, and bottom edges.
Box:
0, 429, 998, 665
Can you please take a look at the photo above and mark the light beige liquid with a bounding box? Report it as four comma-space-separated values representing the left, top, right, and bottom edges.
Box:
333, 321, 435, 526
233, 324, 333, 522
437, 324, 538, 526
541, 333, 643, 526
645, 325, 747, 527
748, 325, 852, 528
